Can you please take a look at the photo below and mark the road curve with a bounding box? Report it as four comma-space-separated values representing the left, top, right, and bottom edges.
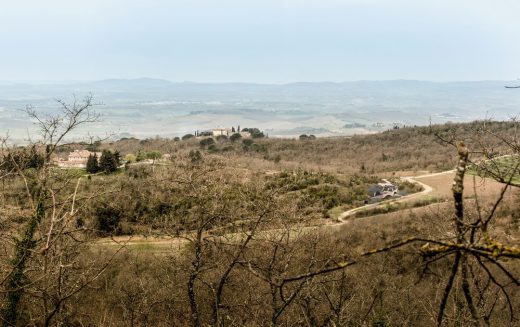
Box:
337, 170, 454, 223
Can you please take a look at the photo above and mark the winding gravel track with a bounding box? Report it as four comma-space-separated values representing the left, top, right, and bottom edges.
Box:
337, 170, 454, 223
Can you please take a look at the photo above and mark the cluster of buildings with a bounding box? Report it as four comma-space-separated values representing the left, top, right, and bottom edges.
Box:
366, 180, 399, 203
55, 127, 252, 169
197, 127, 251, 138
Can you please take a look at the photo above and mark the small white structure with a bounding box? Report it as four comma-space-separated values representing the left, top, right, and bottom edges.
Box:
212, 128, 233, 137
56, 150, 101, 168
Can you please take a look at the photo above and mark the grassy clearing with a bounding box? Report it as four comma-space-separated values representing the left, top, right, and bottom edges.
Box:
467, 155, 520, 186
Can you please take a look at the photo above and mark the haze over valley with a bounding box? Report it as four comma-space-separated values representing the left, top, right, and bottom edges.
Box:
2, 78, 520, 142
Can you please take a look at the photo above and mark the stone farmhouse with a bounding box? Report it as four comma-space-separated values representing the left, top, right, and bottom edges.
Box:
55, 150, 102, 168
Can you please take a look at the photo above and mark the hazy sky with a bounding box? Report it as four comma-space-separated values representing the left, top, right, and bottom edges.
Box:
2, 0, 520, 83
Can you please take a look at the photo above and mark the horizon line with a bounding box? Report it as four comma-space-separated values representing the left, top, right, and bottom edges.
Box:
1, 77, 519, 86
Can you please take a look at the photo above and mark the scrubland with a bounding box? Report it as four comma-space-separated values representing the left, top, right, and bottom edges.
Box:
1, 120, 519, 326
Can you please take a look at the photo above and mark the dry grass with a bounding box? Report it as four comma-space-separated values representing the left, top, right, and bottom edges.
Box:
415, 172, 513, 199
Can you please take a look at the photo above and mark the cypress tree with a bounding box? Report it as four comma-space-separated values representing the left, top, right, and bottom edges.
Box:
86, 154, 100, 173
99, 150, 118, 173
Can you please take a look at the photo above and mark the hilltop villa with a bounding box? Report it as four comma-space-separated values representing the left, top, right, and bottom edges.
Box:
211, 127, 251, 138
212, 128, 233, 137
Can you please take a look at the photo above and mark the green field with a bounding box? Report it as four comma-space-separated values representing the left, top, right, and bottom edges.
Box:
467, 155, 520, 186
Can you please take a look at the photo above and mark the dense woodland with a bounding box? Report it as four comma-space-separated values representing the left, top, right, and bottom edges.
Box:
0, 99, 519, 327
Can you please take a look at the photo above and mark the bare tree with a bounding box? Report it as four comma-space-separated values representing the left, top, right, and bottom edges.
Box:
239, 120, 520, 326
0, 94, 121, 326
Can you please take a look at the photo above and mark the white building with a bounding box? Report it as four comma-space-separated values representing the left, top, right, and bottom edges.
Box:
212, 128, 233, 137
56, 150, 101, 168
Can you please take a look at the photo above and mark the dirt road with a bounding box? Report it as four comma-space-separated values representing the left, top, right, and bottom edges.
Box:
337, 170, 454, 222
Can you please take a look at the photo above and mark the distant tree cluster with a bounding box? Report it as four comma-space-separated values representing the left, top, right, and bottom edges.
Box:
86, 150, 121, 174
242, 127, 265, 138
229, 133, 242, 142
299, 134, 316, 140
199, 138, 215, 148
0, 146, 44, 172
177, 126, 265, 144
85, 140, 102, 152
135, 150, 162, 163
242, 139, 254, 147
